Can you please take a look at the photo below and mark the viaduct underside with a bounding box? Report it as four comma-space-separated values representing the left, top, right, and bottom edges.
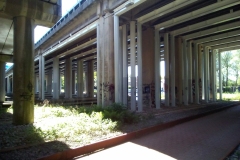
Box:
1, 0, 240, 124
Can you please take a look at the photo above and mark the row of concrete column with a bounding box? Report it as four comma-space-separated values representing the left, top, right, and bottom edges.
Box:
36, 56, 95, 100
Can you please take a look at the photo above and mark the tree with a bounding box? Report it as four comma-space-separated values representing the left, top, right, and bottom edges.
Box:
221, 51, 232, 86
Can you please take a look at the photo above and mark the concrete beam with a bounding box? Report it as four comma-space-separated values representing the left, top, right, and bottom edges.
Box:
183, 21, 240, 40
138, 0, 197, 24
0, 54, 13, 62
194, 30, 240, 44
203, 36, 240, 47
155, 0, 240, 30
211, 41, 240, 50
171, 10, 240, 36
219, 46, 240, 52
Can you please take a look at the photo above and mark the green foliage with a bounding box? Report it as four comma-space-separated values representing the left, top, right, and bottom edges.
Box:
1, 103, 141, 149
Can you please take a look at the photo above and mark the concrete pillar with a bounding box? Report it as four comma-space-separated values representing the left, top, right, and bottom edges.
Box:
175, 37, 183, 104
52, 57, 59, 99
194, 43, 199, 104
164, 33, 170, 106
188, 41, 193, 103
114, 15, 123, 103
155, 29, 160, 109
204, 47, 208, 102
142, 28, 155, 108
7, 76, 11, 93
130, 21, 136, 111
219, 50, 222, 100
0, 62, 5, 103
64, 58, 72, 99
87, 60, 94, 98
122, 24, 128, 106
170, 35, 176, 106
38, 54, 45, 100
13, 16, 34, 125
183, 39, 188, 105
77, 59, 83, 98
198, 45, 203, 102
137, 22, 143, 111
97, 21, 102, 105
212, 49, 216, 101
99, 12, 114, 106
47, 69, 52, 94
72, 70, 76, 95
34, 75, 38, 93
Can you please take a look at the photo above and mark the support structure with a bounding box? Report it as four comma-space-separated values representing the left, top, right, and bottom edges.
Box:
164, 33, 170, 106
0, 62, 5, 103
154, 29, 160, 109
77, 59, 83, 98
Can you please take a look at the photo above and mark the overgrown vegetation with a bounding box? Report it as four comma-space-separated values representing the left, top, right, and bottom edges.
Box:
0, 103, 141, 149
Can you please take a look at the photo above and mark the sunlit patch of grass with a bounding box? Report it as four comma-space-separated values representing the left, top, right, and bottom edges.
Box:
218, 92, 240, 101
1, 104, 140, 149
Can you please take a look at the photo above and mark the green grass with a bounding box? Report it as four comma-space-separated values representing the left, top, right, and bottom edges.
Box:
0, 103, 141, 149
218, 92, 240, 101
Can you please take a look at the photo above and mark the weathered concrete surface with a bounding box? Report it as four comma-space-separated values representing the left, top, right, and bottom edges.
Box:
0, 61, 5, 103
12, 16, 35, 125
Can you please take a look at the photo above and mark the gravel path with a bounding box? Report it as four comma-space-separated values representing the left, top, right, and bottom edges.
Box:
0, 101, 238, 160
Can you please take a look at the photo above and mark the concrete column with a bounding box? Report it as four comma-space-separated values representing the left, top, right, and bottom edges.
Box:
130, 21, 136, 111
137, 22, 143, 111
87, 60, 94, 98
164, 33, 170, 106
13, 16, 34, 125
122, 24, 128, 106
155, 29, 160, 109
47, 69, 52, 94
64, 58, 72, 99
142, 28, 155, 108
175, 37, 183, 104
204, 47, 208, 102
198, 45, 203, 102
188, 41, 193, 103
34, 75, 38, 93
212, 49, 217, 101
0, 62, 5, 103
77, 59, 83, 98
114, 15, 123, 103
183, 39, 188, 105
170, 35, 176, 106
52, 57, 59, 99
72, 70, 76, 95
194, 43, 199, 104
218, 50, 222, 100
101, 12, 114, 105
97, 21, 102, 105
7, 76, 11, 93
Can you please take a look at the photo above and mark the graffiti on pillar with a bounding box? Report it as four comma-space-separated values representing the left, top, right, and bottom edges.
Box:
192, 79, 195, 98
142, 84, 150, 107
101, 82, 115, 102
20, 92, 33, 101
20, 81, 33, 101
199, 78, 202, 100
150, 82, 155, 108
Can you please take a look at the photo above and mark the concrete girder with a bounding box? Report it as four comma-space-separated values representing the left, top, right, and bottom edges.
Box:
138, 0, 197, 24
155, 0, 240, 30
114, 0, 147, 16
40, 21, 97, 58
57, 38, 96, 58
219, 46, 240, 52
0, 0, 61, 27
0, 54, 13, 62
203, 36, 240, 47
183, 21, 240, 40
194, 30, 240, 44
72, 48, 97, 60
171, 10, 240, 36
211, 41, 240, 50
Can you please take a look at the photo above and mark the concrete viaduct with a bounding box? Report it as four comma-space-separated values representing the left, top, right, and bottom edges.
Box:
1, 0, 240, 124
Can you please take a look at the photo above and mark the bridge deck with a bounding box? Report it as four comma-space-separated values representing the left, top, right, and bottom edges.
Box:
75, 105, 240, 160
